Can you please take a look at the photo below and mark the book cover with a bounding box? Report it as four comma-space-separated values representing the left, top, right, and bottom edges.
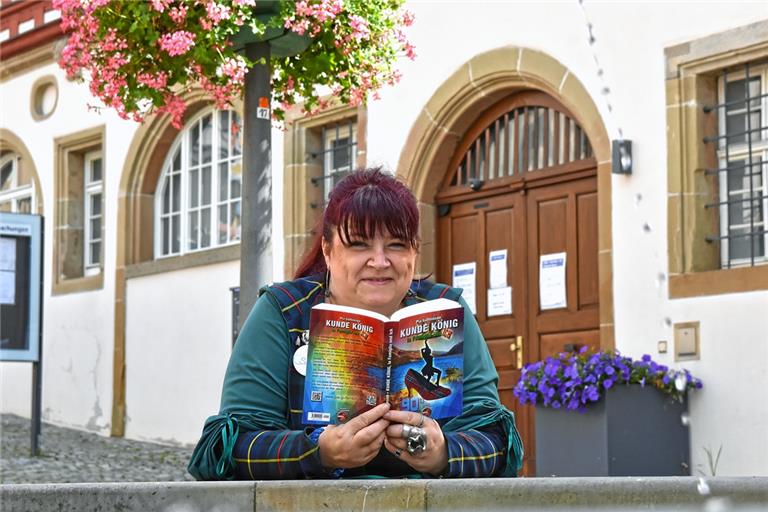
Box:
302, 299, 464, 425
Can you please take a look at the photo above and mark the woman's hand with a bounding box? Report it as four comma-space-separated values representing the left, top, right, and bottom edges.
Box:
317, 403, 391, 469
383, 409, 448, 476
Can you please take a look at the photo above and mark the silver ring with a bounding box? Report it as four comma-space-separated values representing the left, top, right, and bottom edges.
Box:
417, 412, 425, 428
394, 448, 402, 458
405, 426, 427, 455
401, 424, 414, 439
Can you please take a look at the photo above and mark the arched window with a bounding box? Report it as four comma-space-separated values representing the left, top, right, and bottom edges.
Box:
442, 91, 593, 194
155, 109, 242, 257
0, 151, 34, 213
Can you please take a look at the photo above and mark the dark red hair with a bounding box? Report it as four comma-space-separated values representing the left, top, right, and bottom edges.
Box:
294, 168, 420, 278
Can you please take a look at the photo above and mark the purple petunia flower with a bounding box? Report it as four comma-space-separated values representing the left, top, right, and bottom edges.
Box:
513, 348, 702, 410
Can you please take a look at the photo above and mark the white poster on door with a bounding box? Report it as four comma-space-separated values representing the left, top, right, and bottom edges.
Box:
539, 252, 566, 310
488, 249, 508, 289
452, 262, 477, 314
487, 286, 512, 316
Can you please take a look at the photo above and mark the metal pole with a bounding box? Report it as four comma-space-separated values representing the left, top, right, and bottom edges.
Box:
31, 359, 42, 456
31, 217, 44, 456
239, 41, 272, 327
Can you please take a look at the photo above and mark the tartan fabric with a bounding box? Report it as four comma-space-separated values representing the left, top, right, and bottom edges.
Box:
232, 428, 335, 479
225, 274, 507, 479
443, 422, 508, 477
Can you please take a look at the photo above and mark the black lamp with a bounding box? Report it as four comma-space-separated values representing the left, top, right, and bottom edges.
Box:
612, 139, 632, 175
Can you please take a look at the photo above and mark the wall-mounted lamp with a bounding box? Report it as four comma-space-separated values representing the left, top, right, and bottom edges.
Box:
469, 178, 485, 191
612, 139, 632, 175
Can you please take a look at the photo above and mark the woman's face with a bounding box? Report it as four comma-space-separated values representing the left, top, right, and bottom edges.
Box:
322, 229, 417, 317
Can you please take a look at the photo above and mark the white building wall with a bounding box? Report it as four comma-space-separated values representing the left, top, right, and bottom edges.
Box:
124, 261, 238, 444
1, 61, 136, 435
1, 60, 286, 440
368, 1, 768, 475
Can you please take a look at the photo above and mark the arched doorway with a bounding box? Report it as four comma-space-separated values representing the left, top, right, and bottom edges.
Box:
437, 91, 599, 476
397, 47, 613, 476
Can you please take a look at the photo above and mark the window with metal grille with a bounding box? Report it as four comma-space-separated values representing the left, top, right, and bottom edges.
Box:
450, 106, 592, 188
155, 109, 242, 258
311, 119, 357, 204
83, 150, 102, 274
705, 61, 768, 268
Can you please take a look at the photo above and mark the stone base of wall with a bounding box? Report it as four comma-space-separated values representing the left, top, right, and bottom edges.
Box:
1, 477, 767, 512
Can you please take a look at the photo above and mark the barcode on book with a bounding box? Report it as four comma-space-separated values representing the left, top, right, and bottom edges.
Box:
308, 412, 330, 422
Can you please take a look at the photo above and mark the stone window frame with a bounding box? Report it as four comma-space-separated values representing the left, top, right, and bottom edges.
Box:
282, 102, 367, 277
665, 19, 768, 298
52, 125, 105, 295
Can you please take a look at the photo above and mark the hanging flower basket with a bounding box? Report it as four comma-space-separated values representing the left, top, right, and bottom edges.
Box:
54, 0, 416, 128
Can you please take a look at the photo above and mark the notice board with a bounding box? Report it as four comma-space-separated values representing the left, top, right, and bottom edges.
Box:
0, 213, 42, 362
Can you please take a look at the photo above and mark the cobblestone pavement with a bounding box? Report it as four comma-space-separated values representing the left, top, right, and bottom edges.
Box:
0, 414, 194, 484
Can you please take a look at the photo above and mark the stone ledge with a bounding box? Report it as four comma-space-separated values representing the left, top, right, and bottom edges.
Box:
1, 477, 766, 512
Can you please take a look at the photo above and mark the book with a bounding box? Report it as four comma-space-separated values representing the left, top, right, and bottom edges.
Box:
302, 298, 465, 425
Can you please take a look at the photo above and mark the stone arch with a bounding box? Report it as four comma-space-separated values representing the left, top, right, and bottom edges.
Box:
396, 46, 615, 348
110, 90, 233, 436
0, 128, 45, 214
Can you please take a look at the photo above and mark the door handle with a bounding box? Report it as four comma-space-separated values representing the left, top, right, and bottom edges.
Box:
510, 335, 524, 369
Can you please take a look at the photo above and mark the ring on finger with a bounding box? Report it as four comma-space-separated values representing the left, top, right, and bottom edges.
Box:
417, 412, 425, 428
406, 427, 428, 456
394, 448, 402, 458
401, 424, 414, 439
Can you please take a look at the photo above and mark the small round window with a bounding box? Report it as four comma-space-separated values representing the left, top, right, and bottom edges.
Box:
31, 77, 58, 120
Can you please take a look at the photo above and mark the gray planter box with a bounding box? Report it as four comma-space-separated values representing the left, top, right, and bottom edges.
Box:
535, 385, 690, 477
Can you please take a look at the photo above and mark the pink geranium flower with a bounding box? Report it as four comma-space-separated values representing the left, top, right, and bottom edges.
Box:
158, 31, 196, 56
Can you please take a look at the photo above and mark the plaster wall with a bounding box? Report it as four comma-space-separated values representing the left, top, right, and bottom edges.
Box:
364, 1, 768, 475
1, 61, 136, 434
124, 261, 238, 444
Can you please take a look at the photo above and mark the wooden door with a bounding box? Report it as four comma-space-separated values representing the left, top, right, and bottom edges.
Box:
527, 176, 600, 363
435, 91, 599, 476
437, 192, 531, 471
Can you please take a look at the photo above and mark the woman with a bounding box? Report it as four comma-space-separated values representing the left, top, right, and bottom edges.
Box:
188, 168, 523, 479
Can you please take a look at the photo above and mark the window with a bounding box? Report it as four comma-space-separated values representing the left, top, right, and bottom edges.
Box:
155, 109, 242, 258
710, 64, 768, 267
318, 120, 357, 202
447, 101, 592, 190
84, 151, 103, 274
282, 104, 366, 276
0, 151, 34, 213
53, 126, 105, 293
664, 19, 768, 297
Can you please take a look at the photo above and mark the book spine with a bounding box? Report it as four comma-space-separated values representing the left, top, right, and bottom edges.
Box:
384, 321, 394, 404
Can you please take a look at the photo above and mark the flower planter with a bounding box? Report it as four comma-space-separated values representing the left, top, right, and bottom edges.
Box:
535, 385, 690, 477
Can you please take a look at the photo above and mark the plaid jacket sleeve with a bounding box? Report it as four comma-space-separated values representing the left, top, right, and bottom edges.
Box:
232, 428, 339, 479
442, 421, 507, 478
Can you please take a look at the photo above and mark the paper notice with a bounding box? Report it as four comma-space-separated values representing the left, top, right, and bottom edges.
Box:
452, 262, 477, 314
487, 286, 512, 316
0, 237, 15, 305
539, 252, 567, 310
488, 249, 508, 289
